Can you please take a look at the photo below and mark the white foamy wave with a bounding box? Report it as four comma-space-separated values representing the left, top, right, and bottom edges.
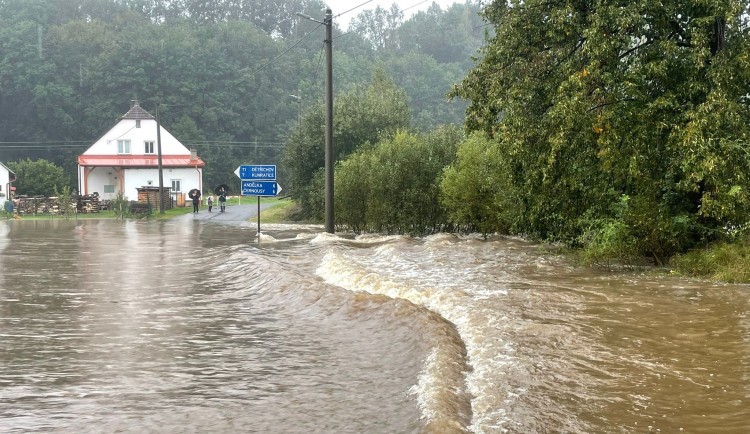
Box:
354, 233, 409, 244
316, 247, 518, 433
317, 252, 474, 431
257, 232, 277, 243
423, 233, 457, 245
310, 232, 345, 244
257, 223, 324, 232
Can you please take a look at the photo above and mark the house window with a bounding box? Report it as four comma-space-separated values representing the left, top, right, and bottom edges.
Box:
136, 120, 141, 128
117, 140, 131, 154
103, 185, 115, 193
171, 179, 181, 193
144, 141, 155, 154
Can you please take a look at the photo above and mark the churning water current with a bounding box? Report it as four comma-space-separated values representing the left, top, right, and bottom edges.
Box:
0, 219, 748, 433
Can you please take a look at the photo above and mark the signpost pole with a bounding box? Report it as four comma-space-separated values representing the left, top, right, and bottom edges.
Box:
234, 165, 281, 240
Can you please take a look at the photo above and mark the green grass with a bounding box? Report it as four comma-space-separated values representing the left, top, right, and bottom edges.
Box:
670, 236, 750, 283
250, 199, 295, 223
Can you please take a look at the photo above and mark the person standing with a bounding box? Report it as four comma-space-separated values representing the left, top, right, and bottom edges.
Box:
207, 196, 213, 213
218, 188, 227, 212
192, 190, 201, 213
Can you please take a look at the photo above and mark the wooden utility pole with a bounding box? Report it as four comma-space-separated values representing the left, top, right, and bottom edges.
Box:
156, 104, 165, 214
297, 9, 334, 233
324, 9, 334, 234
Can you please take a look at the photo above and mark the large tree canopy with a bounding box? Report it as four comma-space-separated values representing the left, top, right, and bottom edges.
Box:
452, 0, 750, 259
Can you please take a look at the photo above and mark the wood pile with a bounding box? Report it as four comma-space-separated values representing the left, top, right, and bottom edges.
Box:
77, 193, 100, 213
15, 196, 53, 215
129, 202, 151, 215
136, 186, 172, 210
14, 193, 101, 215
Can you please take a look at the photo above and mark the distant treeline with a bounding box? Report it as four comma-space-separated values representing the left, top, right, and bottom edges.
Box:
0, 0, 485, 191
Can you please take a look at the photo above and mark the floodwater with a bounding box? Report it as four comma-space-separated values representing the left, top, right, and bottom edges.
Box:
0, 219, 748, 433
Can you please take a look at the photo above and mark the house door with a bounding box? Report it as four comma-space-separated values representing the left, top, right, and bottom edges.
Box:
171, 179, 182, 205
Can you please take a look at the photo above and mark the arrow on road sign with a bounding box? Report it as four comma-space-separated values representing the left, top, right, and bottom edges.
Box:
241, 180, 282, 196
234, 165, 276, 180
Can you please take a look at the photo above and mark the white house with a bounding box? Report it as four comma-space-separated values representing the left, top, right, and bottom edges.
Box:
78, 100, 205, 203
0, 161, 16, 209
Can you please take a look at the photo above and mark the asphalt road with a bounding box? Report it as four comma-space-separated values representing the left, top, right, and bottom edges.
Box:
174, 201, 279, 225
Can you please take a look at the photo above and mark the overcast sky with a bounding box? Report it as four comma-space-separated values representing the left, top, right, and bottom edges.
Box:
323, 0, 460, 29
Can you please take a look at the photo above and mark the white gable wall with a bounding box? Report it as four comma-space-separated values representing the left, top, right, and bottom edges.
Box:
79, 110, 204, 203
83, 118, 189, 157
81, 166, 202, 201
0, 163, 12, 207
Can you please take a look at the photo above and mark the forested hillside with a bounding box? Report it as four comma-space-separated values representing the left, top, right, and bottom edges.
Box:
0, 0, 485, 190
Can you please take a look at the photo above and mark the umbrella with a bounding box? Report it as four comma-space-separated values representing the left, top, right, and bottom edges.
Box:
188, 188, 201, 199
214, 184, 230, 195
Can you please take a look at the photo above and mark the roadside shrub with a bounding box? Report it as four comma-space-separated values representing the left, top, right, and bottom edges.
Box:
334, 128, 460, 235
110, 192, 130, 220
671, 235, 750, 283
53, 185, 76, 219
576, 218, 641, 269
440, 132, 518, 237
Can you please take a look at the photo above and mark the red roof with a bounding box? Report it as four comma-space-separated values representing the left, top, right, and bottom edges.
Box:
78, 155, 205, 167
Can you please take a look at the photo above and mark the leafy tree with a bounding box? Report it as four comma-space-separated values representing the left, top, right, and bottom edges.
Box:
336, 127, 461, 234
385, 51, 468, 131
282, 68, 411, 219
347, 5, 404, 51
394, 2, 486, 68
440, 132, 519, 237
452, 0, 750, 257
8, 158, 69, 196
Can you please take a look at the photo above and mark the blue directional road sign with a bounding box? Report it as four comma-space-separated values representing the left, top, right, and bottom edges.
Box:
235, 165, 276, 180
241, 180, 282, 196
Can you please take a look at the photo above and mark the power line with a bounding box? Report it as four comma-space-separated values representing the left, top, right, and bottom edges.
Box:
403, 0, 430, 13
250, 22, 323, 76
334, 0, 429, 19
334, 0, 375, 19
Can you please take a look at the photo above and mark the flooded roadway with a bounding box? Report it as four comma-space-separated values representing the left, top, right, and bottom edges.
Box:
0, 218, 748, 433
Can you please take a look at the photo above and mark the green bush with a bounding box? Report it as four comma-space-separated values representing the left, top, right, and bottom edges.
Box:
334, 128, 460, 235
110, 192, 130, 220
577, 218, 640, 269
440, 132, 518, 237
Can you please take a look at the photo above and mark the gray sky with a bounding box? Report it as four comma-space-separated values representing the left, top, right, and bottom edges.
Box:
323, 0, 459, 28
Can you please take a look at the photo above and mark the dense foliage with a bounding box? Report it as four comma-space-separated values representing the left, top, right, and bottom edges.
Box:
451, 0, 750, 262
282, 69, 411, 220
335, 127, 462, 234
0, 0, 483, 195
7, 159, 69, 196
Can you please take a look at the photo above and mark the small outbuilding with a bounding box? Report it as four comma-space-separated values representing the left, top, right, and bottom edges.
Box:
77, 100, 205, 204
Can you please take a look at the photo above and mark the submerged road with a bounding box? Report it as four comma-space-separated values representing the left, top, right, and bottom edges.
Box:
173, 201, 279, 224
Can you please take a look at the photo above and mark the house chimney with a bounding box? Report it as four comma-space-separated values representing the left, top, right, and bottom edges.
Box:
130, 99, 139, 108
190, 148, 197, 161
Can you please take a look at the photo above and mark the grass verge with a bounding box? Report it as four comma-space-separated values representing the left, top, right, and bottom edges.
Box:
670, 236, 750, 283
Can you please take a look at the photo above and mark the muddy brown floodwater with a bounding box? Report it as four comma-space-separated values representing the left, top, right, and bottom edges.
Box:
1, 219, 748, 433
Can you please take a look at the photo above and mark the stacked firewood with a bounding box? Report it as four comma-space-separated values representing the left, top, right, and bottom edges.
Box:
13, 193, 101, 215
15, 196, 56, 215
77, 193, 100, 213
